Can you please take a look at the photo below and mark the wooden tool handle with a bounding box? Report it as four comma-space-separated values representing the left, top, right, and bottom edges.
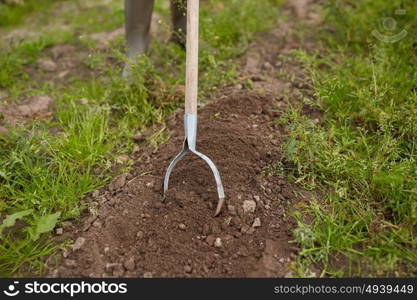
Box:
185, 0, 199, 115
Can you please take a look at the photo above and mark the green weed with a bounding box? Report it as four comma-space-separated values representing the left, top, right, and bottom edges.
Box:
283, 0, 417, 276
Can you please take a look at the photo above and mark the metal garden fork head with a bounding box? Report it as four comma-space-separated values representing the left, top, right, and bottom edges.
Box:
163, 0, 225, 216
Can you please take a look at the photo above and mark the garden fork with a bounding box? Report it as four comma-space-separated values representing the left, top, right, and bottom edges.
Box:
163, 0, 225, 216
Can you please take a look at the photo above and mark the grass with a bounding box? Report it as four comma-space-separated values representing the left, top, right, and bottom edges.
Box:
0, 0, 55, 28
280, 0, 417, 276
0, 0, 283, 277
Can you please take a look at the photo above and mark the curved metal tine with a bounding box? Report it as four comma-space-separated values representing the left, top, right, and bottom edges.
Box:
192, 150, 225, 216
163, 145, 189, 199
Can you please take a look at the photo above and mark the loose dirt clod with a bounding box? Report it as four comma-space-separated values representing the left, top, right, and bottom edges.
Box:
108, 173, 127, 191
227, 205, 236, 215
123, 257, 136, 271
64, 259, 76, 268
105, 263, 122, 273
206, 235, 216, 246
17, 95, 54, 117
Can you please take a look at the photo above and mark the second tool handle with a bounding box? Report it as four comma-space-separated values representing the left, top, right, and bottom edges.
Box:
185, 0, 199, 115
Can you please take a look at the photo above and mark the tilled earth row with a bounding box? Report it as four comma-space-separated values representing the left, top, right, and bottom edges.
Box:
49, 91, 300, 277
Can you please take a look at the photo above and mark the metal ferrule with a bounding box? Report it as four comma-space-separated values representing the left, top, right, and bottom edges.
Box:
184, 113, 197, 150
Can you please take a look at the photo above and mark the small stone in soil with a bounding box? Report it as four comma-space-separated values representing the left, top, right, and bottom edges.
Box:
56, 228, 63, 235
253, 195, 261, 202
214, 238, 222, 248
184, 265, 192, 273
146, 181, 154, 188
242, 200, 256, 214
72, 237, 86, 251
252, 217, 261, 228
178, 223, 186, 230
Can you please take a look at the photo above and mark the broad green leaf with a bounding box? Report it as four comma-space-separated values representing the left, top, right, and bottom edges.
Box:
286, 138, 298, 157
0, 209, 33, 236
29, 212, 61, 241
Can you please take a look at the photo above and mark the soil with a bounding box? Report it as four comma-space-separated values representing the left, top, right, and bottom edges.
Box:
44, 1, 322, 278
50, 91, 299, 278
0, 95, 55, 129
